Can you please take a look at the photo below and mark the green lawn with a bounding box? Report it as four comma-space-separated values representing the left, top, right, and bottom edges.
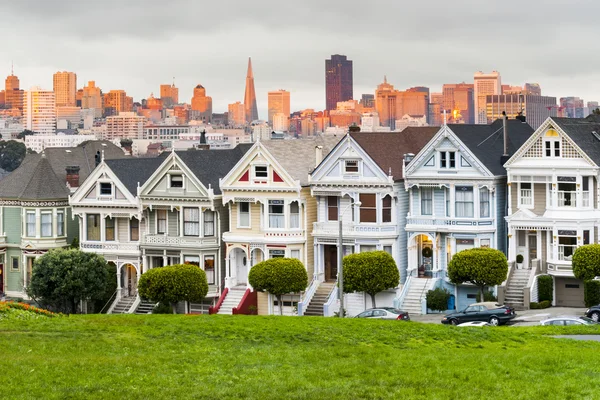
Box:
1, 315, 599, 399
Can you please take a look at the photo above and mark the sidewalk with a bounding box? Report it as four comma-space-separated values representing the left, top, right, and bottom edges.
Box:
409, 307, 588, 325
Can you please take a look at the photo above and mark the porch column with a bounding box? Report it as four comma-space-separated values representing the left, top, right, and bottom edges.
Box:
449, 184, 455, 218
507, 183, 512, 215
474, 184, 480, 219
313, 242, 319, 281
576, 174, 583, 208
116, 265, 122, 299
551, 228, 558, 261
507, 228, 516, 261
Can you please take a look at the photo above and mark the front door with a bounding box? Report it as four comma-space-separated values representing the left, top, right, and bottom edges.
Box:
528, 234, 537, 268
235, 250, 247, 285
127, 266, 137, 296
324, 245, 338, 282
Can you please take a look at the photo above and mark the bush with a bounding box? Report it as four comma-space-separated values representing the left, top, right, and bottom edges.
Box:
448, 248, 508, 302
426, 288, 451, 312
138, 264, 208, 314
248, 258, 308, 315
152, 302, 172, 314
516, 254, 524, 264
476, 289, 497, 303
584, 280, 600, 308
537, 275, 553, 303
342, 251, 400, 308
572, 244, 600, 281
530, 300, 551, 309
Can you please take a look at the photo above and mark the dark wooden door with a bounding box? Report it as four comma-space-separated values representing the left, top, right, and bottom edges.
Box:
324, 245, 338, 282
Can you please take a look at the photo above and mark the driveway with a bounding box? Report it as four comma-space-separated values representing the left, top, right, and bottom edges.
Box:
410, 307, 588, 325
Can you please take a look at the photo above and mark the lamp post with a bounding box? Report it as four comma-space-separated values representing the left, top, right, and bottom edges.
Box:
338, 200, 361, 318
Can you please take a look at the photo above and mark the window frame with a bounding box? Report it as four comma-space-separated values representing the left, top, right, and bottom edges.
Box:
359, 193, 377, 223
26, 211, 36, 237
382, 195, 392, 223
130, 218, 139, 241
183, 207, 200, 237
86, 213, 101, 241
40, 212, 53, 238
289, 201, 300, 229
479, 188, 490, 218
99, 182, 113, 196
455, 186, 474, 218
169, 174, 184, 188
344, 160, 359, 173
156, 209, 167, 234
253, 165, 268, 179
10, 256, 19, 271
327, 196, 338, 221
268, 200, 285, 229
57, 210, 65, 237
238, 202, 251, 228
203, 210, 215, 237
204, 255, 215, 285
269, 249, 285, 259
420, 187, 433, 216
105, 217, 115, 241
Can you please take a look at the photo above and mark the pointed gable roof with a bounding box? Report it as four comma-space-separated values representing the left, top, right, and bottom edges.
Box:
550, 116, 600, 166
105, 157, 165, 195
351, 127, 439, 181
0, 155, 70, 200
447, 119, 534, 175
261, 137, 341, 185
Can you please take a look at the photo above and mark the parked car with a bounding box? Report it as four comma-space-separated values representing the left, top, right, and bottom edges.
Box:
457, 321, 492, 327
585, 305, 600, 322
540, 316, 598, 326
441, 302, 516, 326
355, 307, 410, 321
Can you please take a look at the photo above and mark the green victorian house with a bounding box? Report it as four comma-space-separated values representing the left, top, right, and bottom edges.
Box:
0, 141, 126, 298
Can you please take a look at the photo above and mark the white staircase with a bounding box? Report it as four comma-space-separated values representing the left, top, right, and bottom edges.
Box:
217, 288, 246, 315
304, 282, 336, 316
505, 269, 530, 310
399, 278, 431, 315
110, 296, 136, 314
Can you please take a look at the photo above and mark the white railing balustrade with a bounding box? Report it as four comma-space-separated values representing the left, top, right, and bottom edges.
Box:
323, 286, 339, 317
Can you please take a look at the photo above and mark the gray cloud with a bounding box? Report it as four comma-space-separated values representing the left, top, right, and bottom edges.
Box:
1, 0, 599, 116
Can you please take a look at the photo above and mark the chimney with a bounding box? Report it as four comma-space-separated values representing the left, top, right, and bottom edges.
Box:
516, 112, 526, 123
315, 146, 323, 167
95, 150, 101, 167
200, 129, 207, 144
403, 153, 415, 166
66, 166, 80, 187
348, 124, 361, 133
502, 111, 508, 157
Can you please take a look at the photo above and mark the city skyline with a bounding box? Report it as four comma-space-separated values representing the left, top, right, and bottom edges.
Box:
0, 1, 599, 116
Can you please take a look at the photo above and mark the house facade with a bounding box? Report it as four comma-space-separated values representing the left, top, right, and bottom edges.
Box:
219, 137, 340, 315
505, 116, 600, 308
306, 129, 437, 317
401, 120, 533, 312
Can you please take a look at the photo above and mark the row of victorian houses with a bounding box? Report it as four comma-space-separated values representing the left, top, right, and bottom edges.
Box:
1, 115, 600, 315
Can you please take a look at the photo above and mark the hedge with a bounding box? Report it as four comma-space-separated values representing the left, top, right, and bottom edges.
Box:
584, 280, 600, 308
426, 287, 450, 312
537, 275, 553, 303
530, 300, 551, 309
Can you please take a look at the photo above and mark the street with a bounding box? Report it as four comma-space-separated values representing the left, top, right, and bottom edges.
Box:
410, 307, 588, 325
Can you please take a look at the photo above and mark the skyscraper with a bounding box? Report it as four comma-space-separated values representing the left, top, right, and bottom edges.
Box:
375, 76, 400, 130
474, 71, 501, 124
82, 81, 103, 118
244, 57, 258, 123
5, 70, 23, 111
160, 83, 179, 107
228, 102, 246, 126
442, 83, 474, 124
325, 54, 353, 111
191, 84, 213, 122
485, 94, 557, 129
24, 86, 56, 135
53, 71, 77, 107
103, 90, 129, 117
267, 90, 290, 125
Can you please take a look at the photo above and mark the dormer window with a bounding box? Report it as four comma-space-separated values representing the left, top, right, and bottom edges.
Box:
100, 182, 112, 196
544, 129, 560, 157
170, 174, 183, 188
345, 160, 359, 173
254, 165, 268, 179
440, 151, 455, 168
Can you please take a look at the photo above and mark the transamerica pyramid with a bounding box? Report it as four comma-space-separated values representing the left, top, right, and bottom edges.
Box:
244, 57, 259, 123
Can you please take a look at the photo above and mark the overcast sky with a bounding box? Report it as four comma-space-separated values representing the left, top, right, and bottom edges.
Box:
1, 0, 599, 116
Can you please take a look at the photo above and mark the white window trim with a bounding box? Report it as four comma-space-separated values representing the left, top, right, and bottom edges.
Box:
98, 181, 114, 197
25, 209, 37, 238
439, 150, 456, 169
252, 164, 269, 180
168, 173, 185, 189
518, 182, 534, 209
40, 211, 53, 238
237, 202, 251, 229
344, 159, 360, 174
57, 210, 65, 237
544, 139, 561, 158
156, 209, 168, 235
129, 217, 140, 242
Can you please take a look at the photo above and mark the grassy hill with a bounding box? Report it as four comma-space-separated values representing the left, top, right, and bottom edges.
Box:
1, 314, 599, 399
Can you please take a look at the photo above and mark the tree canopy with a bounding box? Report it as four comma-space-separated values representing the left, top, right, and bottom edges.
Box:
248, 258, 308, 315
342, 251, 400, 308
28, 249, 111, 314
572, 244, 600, 281
0, 140, 26, 171
138, 264, 208, 313
448, 247, 508, 301
16, 129, 35, 140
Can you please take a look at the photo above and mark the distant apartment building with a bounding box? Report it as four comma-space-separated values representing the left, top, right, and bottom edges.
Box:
401, 87, 429, 122
53, 71, 77, 107
228, 102, 245, 126
103, 90, 130, 117
485, 94, 557, 129
56, 106, 81, 129
395, 114, 429, 132
325, 54, 353, 111
144, 125, 191, 140
191, 84, 212, 122
82, 81, 103, 118
272, 113, 289, 132
442, 83, 474, 124
560, 97, 586, 118
375, 77, 400, 129
360, 94, 375, 108
524, 83, 542, 96
360, 112, 380, 131
146, 94, 163, 111
105, 112, 146, 140
474, 71, 501, 124
252, 123, 272, 141
268, 90, 290, 125
330, 100, 361, 128
0, 118, 23, 139
4, 73, 23, 111
25, 132, 97, 153
24, 87, 56, 135
160, 83, 179, 107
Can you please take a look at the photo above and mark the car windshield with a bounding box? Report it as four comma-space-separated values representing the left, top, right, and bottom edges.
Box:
579, 317, 597, 324
381, 308, 403, 314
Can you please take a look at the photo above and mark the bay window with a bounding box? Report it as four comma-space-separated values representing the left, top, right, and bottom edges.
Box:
183, 208, 200, 236
105, 217, 115, 241
239, 202, 250, 227
455, 186, 474, 218
268, 200, 285, 228
130, 218, 139, 241
41, 213, 52, 237
359, 194, 377, 223
382, 195, 392, 223
519, 183, 532, 207
204, 210, 215, 237
480, 188, 490, 218
57, 211, 64, 236
204, 255, 215, 284
327, 196, 338, 221
421, 188, 433, 215
290, 201, 300, 228
157, 210, 167, 234
26, 211, 36, 237
86, 214, 100, 241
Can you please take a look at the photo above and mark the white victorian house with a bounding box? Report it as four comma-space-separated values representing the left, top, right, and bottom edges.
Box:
400, 119, 533, 313
305, 129, 437, 317
505, 115, 600, 308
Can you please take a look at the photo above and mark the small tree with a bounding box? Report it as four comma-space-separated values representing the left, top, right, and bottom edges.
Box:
27, 249, 110, 314
138, 264, 208, 314
572, 244, 600, 281
342, 251, 400, 308
248, 258, 308, 315
447, 247, 508, 302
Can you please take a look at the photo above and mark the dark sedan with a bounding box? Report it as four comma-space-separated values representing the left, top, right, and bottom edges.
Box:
441, 302, 516, 326
585, 305, 600, 322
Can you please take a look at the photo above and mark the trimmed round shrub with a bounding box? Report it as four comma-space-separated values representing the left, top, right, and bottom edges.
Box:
537, 275, 553, 303
572, 245, 600, 281
343, 251, 400, 308
248, 258, 308, 315
448, 248, 508, 302
426, 287, 450, 312
584, 280, 600, 308
138, 264, 208, 314
516, 254, 524, 264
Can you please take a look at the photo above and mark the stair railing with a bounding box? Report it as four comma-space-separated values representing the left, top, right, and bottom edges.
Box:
232, 289, 258, 315
209, 287, 229, 314
127, 295, 141, 314
323, 285, 339, 317
297, 278, 319, 316
394, 274, 413, 309
99, 289, 118, 314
